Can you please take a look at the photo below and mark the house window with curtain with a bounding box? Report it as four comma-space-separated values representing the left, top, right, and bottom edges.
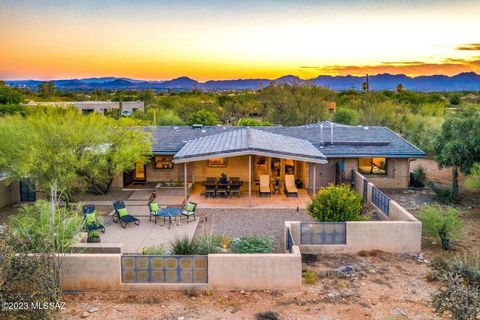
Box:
358, 157, 387, 175
154, 155, 174, 169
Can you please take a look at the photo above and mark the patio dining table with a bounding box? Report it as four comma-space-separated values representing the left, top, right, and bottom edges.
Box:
152, 207, 183, 229
202, 181, 244, 187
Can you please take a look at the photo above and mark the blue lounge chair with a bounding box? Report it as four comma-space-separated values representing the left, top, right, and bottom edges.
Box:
82, 204, 105, 233
112, 201, 140, 228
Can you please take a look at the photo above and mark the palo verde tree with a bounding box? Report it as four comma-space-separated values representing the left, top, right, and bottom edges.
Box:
0, 107, 152, 203
434, 108, 480, 201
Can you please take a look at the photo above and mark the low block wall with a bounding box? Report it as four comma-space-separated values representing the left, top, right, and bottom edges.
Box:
60, 254, 122, 291
61, 248, 303, 291
208, 246, 302, 290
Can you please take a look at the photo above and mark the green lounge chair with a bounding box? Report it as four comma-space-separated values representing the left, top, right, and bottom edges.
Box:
181, 201, 197, 223
113, 201, 140, 228
82, 204, 105, 233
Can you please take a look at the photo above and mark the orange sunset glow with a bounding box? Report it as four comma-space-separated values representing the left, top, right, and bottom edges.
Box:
1, 0, 480, 81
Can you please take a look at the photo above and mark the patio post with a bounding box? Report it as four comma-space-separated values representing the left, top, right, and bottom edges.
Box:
313, 163, 316, 194
248, 155, 252, 207
184, 162, 188, 204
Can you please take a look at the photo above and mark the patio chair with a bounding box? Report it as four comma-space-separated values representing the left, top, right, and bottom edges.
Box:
259, 175, 271, 197
284, 174, 298, 197
217, 183, 228, 197
82, 205, 105, 233
181, 201, 198, 223
148, 200, 165, 224
230, 183, 241, 197
272, 178, 281, 194
112, 201, 140, 228
204, 184, 216, 198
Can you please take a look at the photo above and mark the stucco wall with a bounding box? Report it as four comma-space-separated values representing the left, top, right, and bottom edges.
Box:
61, 250, 302, 291
60, 254, 122, 291
208, 247, 302, 290
146, 159, 191, 182
193, 155, 250, 182
364, 158, 410, 189
290, 220, 422, 254
0, 179, 20, 208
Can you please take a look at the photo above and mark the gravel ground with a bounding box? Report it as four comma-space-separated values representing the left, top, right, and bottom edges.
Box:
194, 208, 311, 252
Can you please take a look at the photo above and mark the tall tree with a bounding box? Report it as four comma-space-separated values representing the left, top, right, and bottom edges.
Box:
434, 108, 480, 200
396, 83, 405, 93
38, 81, 56, 98
0, 108, 152, 202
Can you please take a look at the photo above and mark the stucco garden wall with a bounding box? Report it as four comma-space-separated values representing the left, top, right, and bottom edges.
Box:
208, 246, 302, 290
60, 248, 303, 291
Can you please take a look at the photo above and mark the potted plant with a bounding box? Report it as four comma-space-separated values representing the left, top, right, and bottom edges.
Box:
87, 231, 101, 243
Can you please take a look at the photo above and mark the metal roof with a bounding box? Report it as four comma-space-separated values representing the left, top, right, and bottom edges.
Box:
173, 128, 327, 164
148, 122, 426, 159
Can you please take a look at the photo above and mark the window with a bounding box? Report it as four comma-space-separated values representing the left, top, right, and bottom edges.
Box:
358, 157, 387, 175
208, 157, 227, 167
154, 155, 174, 169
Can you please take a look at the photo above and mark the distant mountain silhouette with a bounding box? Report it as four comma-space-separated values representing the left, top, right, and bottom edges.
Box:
6, 72, 480, 92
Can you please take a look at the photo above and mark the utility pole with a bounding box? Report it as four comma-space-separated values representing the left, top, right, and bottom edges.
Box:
366, 74, 369, 92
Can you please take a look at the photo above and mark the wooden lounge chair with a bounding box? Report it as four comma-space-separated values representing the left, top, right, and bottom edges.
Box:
113, 201, 140, 228
284, 174, 298, 197
259, 175, 271, 197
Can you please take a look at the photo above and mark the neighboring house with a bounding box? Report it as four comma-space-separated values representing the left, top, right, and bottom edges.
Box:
25, 101, 144, 115
113, 122, 425, 194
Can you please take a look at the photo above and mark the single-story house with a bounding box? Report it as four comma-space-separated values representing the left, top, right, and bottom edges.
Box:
111, 121, 425, 200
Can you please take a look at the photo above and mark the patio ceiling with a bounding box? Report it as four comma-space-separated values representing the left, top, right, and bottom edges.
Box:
173, 127, 327, 164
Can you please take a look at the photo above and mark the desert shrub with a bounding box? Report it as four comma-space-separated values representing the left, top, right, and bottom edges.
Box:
231, 236, 274, 253
195, 235, 220, 255
218, 235, 232, 249
303, 271, 317, 285
0, 200, 83, 320
431, 253, 480, 320
418, 205, 463, 250
8, 200, 83, 253
429, 182, 456, 204
465, 162, 480, 192
143, 245, 166, 255
307, 184, 365, 222
169, 236, 198, 255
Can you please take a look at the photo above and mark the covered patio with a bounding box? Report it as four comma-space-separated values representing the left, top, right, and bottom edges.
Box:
173, 127, 327, 208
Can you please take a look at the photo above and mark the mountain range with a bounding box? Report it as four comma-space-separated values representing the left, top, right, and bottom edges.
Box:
6, 72, 480, 92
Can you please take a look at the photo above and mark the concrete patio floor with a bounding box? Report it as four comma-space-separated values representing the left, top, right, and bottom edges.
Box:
100, 207, 198, 253
189, 188, 311, 209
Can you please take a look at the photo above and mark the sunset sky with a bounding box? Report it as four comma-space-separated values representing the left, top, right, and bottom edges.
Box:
1, 0, 480, 81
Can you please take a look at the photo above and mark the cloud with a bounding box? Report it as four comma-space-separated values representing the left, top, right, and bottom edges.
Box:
455, 43, 480, 51
300, 58, 480, 76
380, 61, 425, 65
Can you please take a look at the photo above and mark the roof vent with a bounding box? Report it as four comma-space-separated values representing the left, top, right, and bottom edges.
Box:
201, 129, 206, 133
364, 126, 369, 130
192, 124, 204, 129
